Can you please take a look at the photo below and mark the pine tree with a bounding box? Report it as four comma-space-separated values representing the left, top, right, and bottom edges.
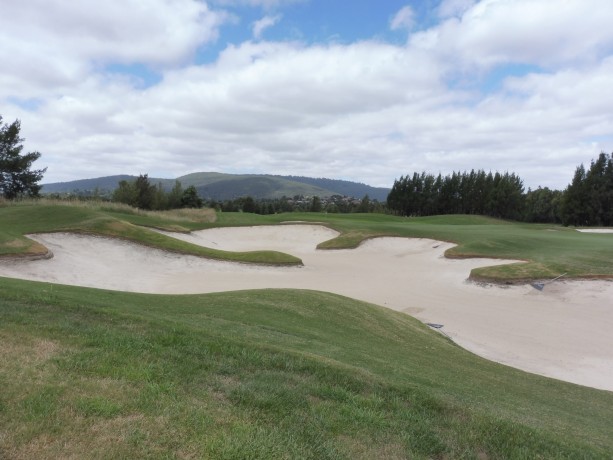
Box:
0, 117, 46, 199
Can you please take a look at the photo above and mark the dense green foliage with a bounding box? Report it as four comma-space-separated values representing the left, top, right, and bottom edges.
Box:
388, 153, 613, 226
1, 281, 612, 458
215, 193, 384, 214
0, 116, 46, 199
113, 175, 203, 210
387, 170, 525, 220
562, 152, 613, 226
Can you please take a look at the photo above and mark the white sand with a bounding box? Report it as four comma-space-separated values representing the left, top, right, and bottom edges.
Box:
1, 224, 612, 392
577, 229, 613, 233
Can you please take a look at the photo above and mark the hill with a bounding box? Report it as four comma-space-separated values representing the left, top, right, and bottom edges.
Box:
41, 172, 390, 201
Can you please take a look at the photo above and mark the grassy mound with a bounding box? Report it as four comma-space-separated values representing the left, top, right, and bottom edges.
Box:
0, 201, 301, 266
216, 211, 613, 282
1, 279, 611, 458
3, 201, 612, 281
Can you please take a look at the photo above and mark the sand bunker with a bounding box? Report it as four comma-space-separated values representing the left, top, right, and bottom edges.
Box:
577, 229, 613, 233
1, 224, 612, 392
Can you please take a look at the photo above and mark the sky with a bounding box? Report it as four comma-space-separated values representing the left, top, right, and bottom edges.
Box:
2, 0, 613, 190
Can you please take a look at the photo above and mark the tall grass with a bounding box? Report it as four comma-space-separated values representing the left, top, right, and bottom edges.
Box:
0, 198, 217, 223
0, 201, 299, 265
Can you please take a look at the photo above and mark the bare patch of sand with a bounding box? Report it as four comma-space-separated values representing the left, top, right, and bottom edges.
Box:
1, 224, 612, 392
577, 229, 613, 233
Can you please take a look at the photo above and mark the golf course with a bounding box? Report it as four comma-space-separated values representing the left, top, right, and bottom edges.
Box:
1, 200, 612, 459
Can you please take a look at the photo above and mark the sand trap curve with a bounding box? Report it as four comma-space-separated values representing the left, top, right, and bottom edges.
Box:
1, 224, 612, 392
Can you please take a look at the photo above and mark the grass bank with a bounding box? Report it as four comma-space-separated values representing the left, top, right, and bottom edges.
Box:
215, 211, 613, 282
1, 278, 612, 458
0, 201, 300, 266
2, 200, 612, 280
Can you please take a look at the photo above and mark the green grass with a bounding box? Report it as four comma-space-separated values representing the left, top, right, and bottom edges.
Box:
0, 200, 301, 266
1, 201, 613, 457
216, 211, 613, 282
3, 201, 612, 281
1, 279, 612, 459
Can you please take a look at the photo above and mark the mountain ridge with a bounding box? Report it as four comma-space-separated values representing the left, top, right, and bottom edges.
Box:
42, 172, 391, 201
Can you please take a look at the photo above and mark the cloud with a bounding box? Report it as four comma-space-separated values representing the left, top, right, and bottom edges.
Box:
3, 1, 613, 192
411, 0, 613, 70
252, 14, 282, 39
212, 0, 304, 9
0, 0, 227, 99
390, 5, 415, 31
437, 0, 476, 18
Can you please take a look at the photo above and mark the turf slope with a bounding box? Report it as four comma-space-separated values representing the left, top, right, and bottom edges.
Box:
1, 280, 612, 459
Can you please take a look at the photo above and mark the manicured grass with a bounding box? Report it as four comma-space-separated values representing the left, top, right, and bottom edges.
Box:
1, 278, 612, 458
2, 201, 612, 280
216, 211, 613, 282
0, 201, 301, 266
2, 201, 612, 457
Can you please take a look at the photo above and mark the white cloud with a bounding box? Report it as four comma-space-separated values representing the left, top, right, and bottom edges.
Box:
390, 5, 415, 31
411, 0, 613, 69
0, 0, 227, 99
4, 0, 613, 192
252, 15, 282, 39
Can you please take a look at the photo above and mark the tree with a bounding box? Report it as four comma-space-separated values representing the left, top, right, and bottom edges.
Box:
167, 180, 184, 209
133, 174, 156, 210
561, 152, 613, 226
112, 174, 156, 209
112, 180, 136, 205
0, 117, 46, 199
357, 195, 371, 213
181, 185, 203, 208
242, 196, 256, 213
524, 187, 562, 223
310, 196, 322, 212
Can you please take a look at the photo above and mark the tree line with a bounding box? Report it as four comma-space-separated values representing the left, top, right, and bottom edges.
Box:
112, 175, 203, 210
561, 152, 613, 226
387, 170, 525, 220
386, 152, 613, 226
213, 194, 384, 214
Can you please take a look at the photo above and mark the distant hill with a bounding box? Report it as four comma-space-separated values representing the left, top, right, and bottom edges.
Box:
280, 176, 390, 202
42, 172, 391, 201
41, 175, 138, 195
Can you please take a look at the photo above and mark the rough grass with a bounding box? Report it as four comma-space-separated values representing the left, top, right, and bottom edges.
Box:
0, 279, 611, 459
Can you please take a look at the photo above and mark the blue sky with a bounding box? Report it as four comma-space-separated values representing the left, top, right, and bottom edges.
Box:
2, 0, 613, 189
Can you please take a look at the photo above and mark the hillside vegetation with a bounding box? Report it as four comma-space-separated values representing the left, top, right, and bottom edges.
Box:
41, 172, 391, 201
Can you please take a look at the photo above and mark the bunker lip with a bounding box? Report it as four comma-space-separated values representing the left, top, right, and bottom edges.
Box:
1, 224, 612, 392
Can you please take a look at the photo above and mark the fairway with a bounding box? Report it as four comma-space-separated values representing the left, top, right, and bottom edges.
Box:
1, 222, 612, 391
